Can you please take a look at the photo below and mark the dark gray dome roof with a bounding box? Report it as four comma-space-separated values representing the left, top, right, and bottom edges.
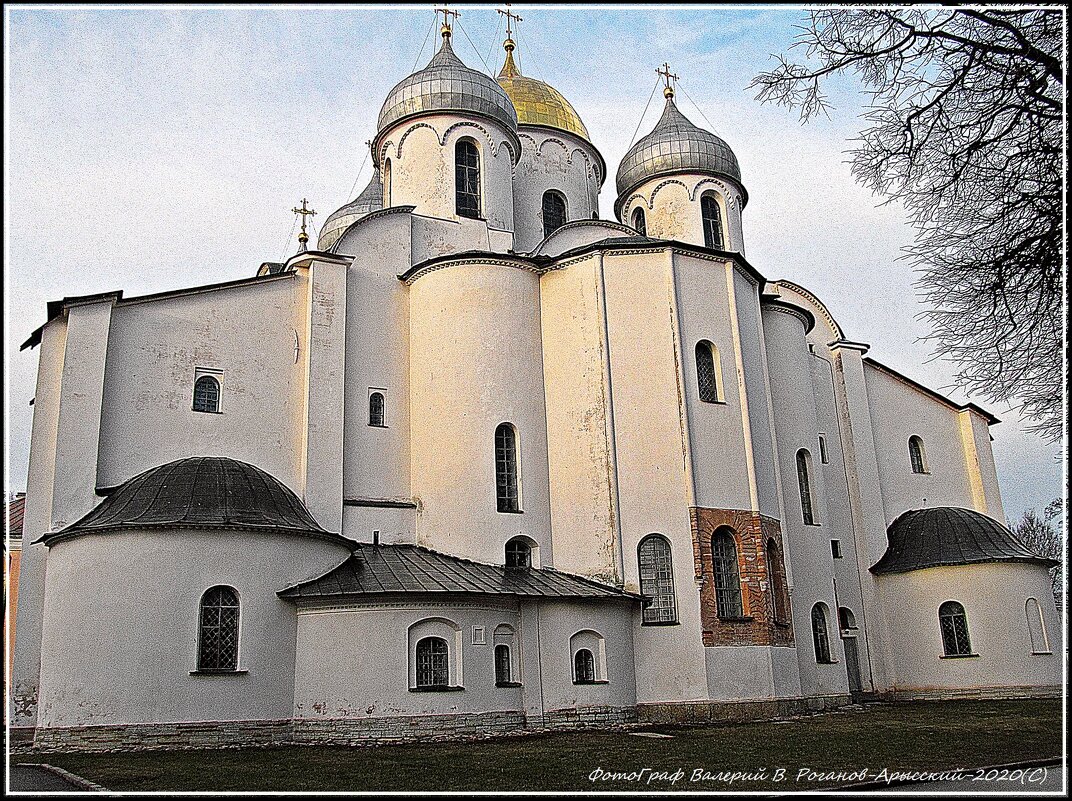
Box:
318, 167, 384, 252
41, 457, 346, 545
615, 97, 743, 208
377, 34, 518, 137
870, 506, 1058, 575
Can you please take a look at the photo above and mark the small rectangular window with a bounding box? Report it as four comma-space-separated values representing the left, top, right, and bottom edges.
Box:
831, 539, 842, 559
818, 435, 829, 464
472, 626, 486, 645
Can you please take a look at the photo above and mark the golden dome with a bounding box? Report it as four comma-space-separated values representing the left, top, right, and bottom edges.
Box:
496, 44, 589, 141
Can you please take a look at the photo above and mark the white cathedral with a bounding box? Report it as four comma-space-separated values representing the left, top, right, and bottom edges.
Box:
10, 16, 1061, 751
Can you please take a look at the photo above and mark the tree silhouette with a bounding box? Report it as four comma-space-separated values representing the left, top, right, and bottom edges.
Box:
752, 9, 1063, 441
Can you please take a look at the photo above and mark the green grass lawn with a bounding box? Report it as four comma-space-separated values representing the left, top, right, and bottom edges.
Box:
27, 699, 1063, 792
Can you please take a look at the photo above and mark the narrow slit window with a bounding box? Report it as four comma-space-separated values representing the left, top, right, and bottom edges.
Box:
638, 535, 677, 624
495, 644, 512, 684
695, 341, 722, 403
811, 604, 833, 663
455, 139, 481, 218
495, 423, 520, 512
711, 529, 743, 619
766, 538, 788, 624
909, 436, 927, 474
818, 435, 829, 464
797, 449, 816, 525
701, 193, 724, 249
368, 391, 385, 427
631, 207, 646, 236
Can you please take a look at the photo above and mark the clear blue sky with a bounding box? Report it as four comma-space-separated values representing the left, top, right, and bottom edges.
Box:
4, 5, 1063, 522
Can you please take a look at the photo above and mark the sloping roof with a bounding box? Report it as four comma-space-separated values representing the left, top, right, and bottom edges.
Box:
278, 543, 642, 602
7, 494, 26, 540
871, 506, 1058, 575
39, 457, 350, 547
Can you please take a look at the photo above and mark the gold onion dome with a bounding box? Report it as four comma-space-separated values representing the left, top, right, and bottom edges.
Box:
496, 39, 590, 141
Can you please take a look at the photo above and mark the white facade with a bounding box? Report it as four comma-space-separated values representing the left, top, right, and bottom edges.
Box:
10, 25, 1060, 751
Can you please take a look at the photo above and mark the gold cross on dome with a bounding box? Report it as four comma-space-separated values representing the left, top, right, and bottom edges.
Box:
497, 4, 523, 38
657, 62, 679, 98
435, 7, 460, 34
292, 198, 317, 249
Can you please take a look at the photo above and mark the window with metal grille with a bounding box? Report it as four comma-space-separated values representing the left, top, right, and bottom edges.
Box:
505, 537, 531, 568
811, 603, 833, 663
197, 586, 239, 671
696, 341, 721, 402
573, 648, 595, 683
193, 375, 220, 413
495, 644, 512, 684
766, 538, 788, 624
711, 529, 743, 618
939, 601, 972, 656
368, 391, 385, 427
797, 449, 815, 525
415, 636, 450, 687
631, 207, 646, 235
638, 534, 677, 624
495, 423, 520, 512
701, 193, 724, 249
542, 191, 567, 238
909, 436, 927, 474
455, 139, 481, 218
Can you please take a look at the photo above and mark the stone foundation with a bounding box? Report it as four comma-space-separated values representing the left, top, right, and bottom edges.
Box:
19, 706, 637, 753
880, 685, 1062, 702
637, 694, 849, 725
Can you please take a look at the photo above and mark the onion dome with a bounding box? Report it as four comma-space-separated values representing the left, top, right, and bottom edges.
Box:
377, 27, 517, 140
496, 38, 589, 140
318, 166, 383, 252
870, 507, 1059, 575
615, 94, 744, 214
39, 457, 350, 546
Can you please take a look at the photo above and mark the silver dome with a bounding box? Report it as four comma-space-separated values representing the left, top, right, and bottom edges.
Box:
318, 167, 383, 252
377, 34, 518, 138
615, 97, 743, 208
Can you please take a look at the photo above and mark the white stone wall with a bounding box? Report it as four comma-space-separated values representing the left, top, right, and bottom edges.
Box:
408, 260, 554, 567
877, 562, 1062, 692
378, 112, 517, 237
36, 529, 350, 729
511, 128, 602, 253
619, 175, 745, 254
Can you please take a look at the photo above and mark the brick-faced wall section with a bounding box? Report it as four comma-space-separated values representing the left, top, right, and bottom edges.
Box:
690, 508, 794, 647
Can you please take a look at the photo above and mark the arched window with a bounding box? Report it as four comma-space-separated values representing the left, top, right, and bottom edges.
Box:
494, 423, 520, 512
197, 586, 239, 671
383, 158, 392, 206
695, 341, 723, 403
811, 603, 833, 663
368, 391, 385, 427
1025, 598, 1050, 653
711, 528, 743, 619
415, 636, 450, 687
505, 537, 531, 569
766, 538, 788, 624
638, 535, 677, 624
631, 207, 646, 236
455, 139, 481, 218
573, 648, 595, 683
701, 193, 724, 249
909, 436, 927, 474
495, 644, 512, 684
796, 449, 815, 525
939, 601, 972, 656
838, 606, 857, 631
542, 190, 567, 238
193, 375, 220, 413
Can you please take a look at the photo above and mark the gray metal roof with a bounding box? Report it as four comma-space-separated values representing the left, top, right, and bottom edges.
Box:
40, 457, 348, 546
377, 34, 518, 137
278, 543, 642, 601
615, 97, 742, 204
870, 506, 1058, 575
318, 166, 384, 252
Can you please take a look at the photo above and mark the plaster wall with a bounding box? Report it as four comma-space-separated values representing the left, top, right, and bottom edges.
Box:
512, 128, 602, 253
619, 175, 745, 254
877, 563, 1062, 692
36, 529, 350, 728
